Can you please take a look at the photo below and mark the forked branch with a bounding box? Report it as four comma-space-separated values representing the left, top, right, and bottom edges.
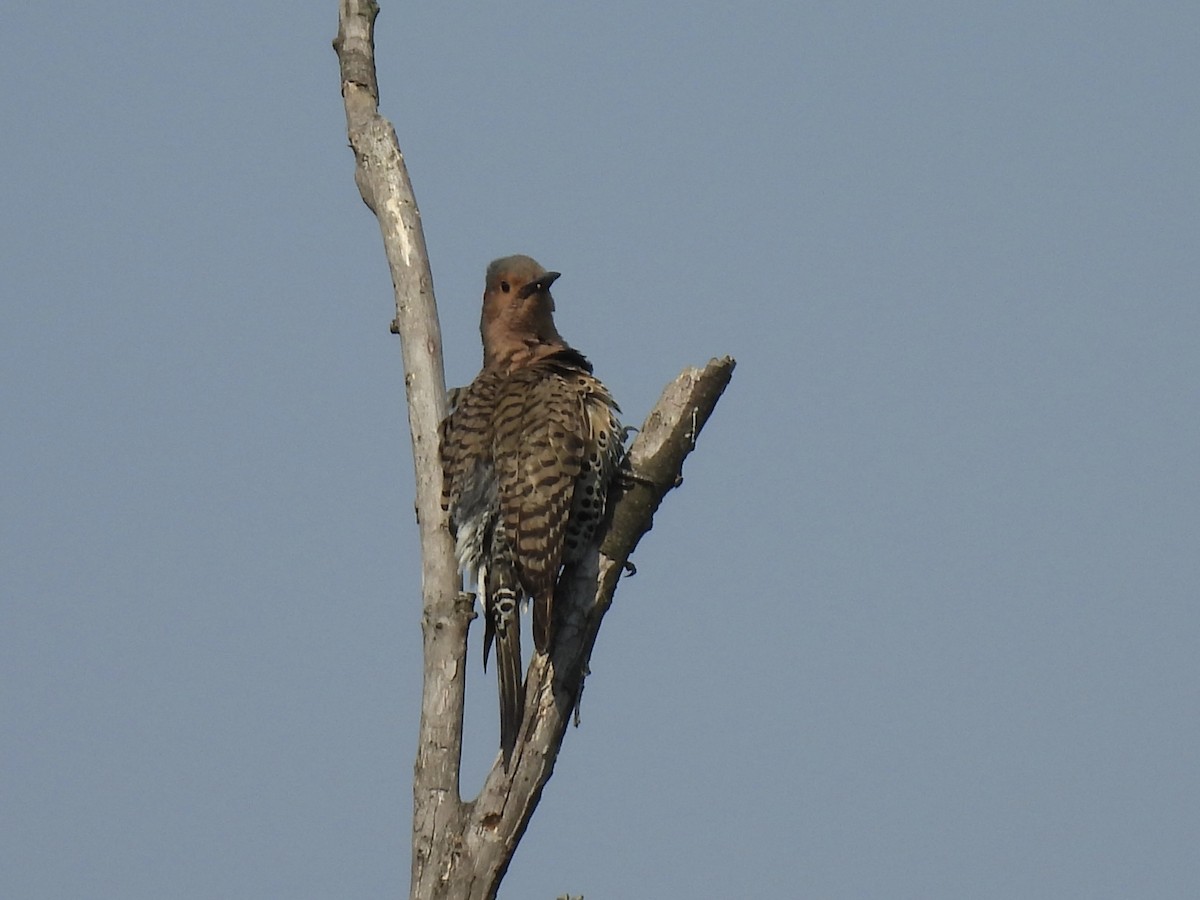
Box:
334, 4, 734, 898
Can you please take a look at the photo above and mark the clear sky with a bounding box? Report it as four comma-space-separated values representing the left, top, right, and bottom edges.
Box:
4, 3, 1198, 898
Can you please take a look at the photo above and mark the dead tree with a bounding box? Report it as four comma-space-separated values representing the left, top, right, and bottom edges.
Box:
334, 3, 735, 897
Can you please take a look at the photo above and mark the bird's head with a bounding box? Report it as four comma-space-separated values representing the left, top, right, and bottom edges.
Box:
480, 255, 567, 369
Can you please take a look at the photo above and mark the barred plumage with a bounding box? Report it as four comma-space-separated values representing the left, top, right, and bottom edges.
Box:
440, 256, 622, 766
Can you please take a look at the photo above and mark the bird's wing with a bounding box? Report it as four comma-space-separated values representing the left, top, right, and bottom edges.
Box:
494, 363, 587, 651
440, 371, 500, 525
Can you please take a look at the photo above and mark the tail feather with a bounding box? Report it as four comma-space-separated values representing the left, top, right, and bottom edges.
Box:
482, 608, 496, 671
491, 588, 524, 768
532, 592, 552, 655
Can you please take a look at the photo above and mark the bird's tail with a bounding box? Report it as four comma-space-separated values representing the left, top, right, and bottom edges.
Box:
488, 587, 524, 768
533, 592, 553, 655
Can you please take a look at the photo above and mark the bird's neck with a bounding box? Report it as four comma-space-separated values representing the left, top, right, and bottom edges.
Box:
482, 312, 570, 372
483, 335, 570, 372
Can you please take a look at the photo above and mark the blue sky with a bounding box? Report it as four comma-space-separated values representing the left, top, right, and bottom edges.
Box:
4, 3, 1199, 897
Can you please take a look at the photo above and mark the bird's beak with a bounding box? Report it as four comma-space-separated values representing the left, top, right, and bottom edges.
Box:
519, 271, 561, 298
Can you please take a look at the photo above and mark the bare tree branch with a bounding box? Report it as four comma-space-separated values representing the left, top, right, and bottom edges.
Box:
460, 358, 736, 896
334, 4, 735, 897
333, 1, 471, 892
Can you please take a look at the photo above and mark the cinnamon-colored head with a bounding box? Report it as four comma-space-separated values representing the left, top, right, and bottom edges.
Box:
480, 255, 569, 370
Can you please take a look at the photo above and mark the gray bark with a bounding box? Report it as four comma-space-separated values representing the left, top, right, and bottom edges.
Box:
334, 3, 734, 897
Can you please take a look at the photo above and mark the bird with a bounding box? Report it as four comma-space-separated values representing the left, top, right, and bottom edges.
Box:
439, 255, 623, 766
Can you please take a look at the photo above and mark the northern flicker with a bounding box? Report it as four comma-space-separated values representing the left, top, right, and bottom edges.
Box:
439, 255, 623, 765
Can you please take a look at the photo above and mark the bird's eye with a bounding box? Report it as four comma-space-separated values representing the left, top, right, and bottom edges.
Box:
500, 281, 511, 293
